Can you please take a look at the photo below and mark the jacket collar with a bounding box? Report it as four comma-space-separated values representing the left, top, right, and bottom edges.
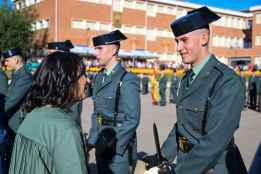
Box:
95, 62, 125, 94
177, 54, 219, 103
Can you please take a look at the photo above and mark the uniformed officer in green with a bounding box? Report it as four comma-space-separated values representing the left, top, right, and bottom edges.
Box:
141, 73, 149, 95
169, 69, 180, 104
144, 7, 244, 174
256, 76, 261, 112
1, 48, 33, 173
88, 30, 140, 174
0, 52, 9, 174
159, 64, 168, 106
2, 48, 33, 133
249, 72, 257, 110
0, 54, 8, 95
47, 40, 83, 126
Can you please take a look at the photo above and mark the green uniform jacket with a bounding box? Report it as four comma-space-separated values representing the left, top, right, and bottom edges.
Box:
0, 68, 8, 95
5, 66, 33, 132
161, 55, 244, 174
89, 63, 141, 155
256, 77, 261, 95
9, 106, 87, 174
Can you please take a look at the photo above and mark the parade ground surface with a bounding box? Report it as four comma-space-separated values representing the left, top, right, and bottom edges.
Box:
81, 94, 261, 169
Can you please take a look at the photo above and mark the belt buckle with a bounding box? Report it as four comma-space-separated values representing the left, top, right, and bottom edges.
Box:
97, 114, 103, 127
179, 136, 189, 153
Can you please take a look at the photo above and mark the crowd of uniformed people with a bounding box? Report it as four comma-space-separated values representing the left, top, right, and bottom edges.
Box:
0, 6, 261, 174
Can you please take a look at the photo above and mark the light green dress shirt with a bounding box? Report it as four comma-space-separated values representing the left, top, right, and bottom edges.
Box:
104, 61, 118, 76
191, 54, 212, 82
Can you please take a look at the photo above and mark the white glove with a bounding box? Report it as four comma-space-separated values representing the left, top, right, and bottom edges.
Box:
144, 167, 159, 174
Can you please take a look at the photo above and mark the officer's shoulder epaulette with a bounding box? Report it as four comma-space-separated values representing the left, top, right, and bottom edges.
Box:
214, 60, 238, 79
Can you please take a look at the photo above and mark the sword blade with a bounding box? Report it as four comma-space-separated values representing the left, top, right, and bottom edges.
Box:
153, 123, 164, 164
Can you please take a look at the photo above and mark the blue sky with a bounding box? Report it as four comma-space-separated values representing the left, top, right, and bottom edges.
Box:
1, 0, 261, 11
0, 0, 12, 6
186, 0, 261, 11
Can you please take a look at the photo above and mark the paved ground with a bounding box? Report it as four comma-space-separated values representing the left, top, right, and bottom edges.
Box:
81, 93, 261, 170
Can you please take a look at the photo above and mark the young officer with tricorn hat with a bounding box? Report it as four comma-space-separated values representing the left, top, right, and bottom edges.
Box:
142, 6, 246, 174
47, 40, 74, 53
46, 40, 85, 127
88, 30, 140, 174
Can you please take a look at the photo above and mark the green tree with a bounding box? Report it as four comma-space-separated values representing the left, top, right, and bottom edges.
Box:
0, 3, 36, 56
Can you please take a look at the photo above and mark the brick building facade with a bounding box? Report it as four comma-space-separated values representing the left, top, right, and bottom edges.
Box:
12, 0, 261, 67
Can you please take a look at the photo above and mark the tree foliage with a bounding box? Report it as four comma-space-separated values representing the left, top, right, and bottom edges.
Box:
0, 3, 36, 56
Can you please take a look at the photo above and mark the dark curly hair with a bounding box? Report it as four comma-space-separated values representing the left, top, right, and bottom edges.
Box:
23, 51, 86, 113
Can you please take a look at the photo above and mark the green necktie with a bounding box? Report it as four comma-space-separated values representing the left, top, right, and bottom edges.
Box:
186, 70, 195, 87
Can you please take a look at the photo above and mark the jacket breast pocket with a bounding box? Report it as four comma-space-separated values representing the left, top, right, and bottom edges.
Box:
93, 94, 114, 113
182, 102, 206, 134
103, 95, 115, 113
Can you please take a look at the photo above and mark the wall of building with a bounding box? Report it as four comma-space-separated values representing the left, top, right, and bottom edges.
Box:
13, 0, 260, 65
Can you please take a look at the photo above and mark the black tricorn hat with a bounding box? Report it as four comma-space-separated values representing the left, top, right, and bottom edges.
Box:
92, 30, 127, 47
2, 48, 23, 59
47, 40, 74, 52
170, 6, 220, 37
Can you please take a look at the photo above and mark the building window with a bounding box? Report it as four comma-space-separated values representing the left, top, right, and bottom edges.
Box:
231, 37, 238, 48
242, 19, 246, 29
225, 37, 230, 48
227, 16, 232, 27
238, 18, 244, 29
147, 28, 156, 41
220, 36, 225, 47
113, 0, 123, 12
176, 7, 186, 19
100, 23, 111, 31
232, 17, 237, 28
256, 13, 261, 24
147, 3, 156, 17
238, 38, 243, 48
166, 6, 174, 14
136, 26, 145, 35
79, 0, 110, 5
100, 0, 110, 4
125, 0, 134, 8
86, 21, 98, 30
222, 16, 228, 27
157, 5, 165, 14
71, 20, 86, 29
156, 28, 164, 37
212, 35, 218, 46
255, 35, 261, 46
122, 25, 136, 34
78, 0, 97, 3
255, 57, 261, 66
135, 1, 145, 10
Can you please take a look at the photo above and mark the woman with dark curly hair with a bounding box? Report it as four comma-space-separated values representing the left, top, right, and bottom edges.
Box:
8, 51, 88, 174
